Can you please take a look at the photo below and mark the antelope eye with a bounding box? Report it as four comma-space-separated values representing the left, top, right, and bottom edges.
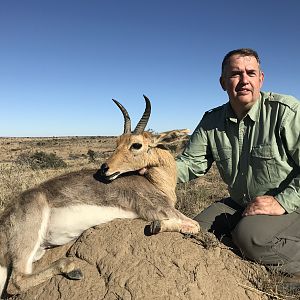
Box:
131, 143, 142, 150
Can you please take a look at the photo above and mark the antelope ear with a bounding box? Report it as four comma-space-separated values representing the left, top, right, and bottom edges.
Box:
150, 129, 190, 147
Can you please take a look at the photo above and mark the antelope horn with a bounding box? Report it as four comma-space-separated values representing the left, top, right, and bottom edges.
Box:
112, 99, 131, 134
133, 95, 151, 134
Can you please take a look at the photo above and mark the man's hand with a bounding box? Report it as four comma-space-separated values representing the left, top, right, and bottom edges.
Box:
243, 195, 285, 216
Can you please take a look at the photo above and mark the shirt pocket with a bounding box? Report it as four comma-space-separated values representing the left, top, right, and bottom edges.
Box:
251, 144, 279, 184
213, 147, 232, 184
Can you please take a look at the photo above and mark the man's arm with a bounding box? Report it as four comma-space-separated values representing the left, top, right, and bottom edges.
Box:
176, 122, 213, 183
274, 103, 300, 213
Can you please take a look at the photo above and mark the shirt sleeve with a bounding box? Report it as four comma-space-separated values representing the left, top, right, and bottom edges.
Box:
275, 102, 300, 213
176, 120, 213, 183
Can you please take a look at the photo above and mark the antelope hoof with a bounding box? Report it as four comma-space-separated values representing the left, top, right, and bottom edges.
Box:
180, 221, 200, 235
150, 220, 161, 234
66, 269, 83, 280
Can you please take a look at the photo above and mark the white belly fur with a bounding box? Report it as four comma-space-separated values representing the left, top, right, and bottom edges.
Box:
46, 205, 138, 246
0, 265, 7, 298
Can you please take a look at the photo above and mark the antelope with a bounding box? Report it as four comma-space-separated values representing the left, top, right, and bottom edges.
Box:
0, 95, 200, 298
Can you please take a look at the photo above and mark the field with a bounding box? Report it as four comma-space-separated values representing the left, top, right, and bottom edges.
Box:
0, 135, 228, 215
0, 136, 299, 299
0, 136, 115, 210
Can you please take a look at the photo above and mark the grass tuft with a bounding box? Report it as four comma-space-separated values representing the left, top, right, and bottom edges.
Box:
16, 151, 67, 170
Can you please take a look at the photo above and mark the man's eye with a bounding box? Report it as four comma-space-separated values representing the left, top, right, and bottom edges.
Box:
230, 73, 240, 78
131, 143, 142, 150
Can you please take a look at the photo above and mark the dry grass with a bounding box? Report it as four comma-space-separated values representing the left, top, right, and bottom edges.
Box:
0, 136, 114, 211
176, 165, 229, 218
1, 136, 300, 299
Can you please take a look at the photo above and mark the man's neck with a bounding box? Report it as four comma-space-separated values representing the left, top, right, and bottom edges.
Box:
230, 102, 256, 121
229, 93, 261, 121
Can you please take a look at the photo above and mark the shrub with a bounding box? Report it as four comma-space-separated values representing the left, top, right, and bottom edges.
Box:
16, 151, 67, 170
87, 149, 96, 162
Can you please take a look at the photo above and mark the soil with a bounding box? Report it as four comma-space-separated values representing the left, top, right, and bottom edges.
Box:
12, 219, 267, 300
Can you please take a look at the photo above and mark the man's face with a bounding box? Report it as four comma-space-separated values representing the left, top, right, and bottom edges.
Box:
220, 54, 264, 111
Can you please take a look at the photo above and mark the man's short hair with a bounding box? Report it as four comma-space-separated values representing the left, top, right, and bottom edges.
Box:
221, 48, 261, 75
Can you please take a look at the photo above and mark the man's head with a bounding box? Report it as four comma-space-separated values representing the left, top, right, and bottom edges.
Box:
219, 48, 264, 118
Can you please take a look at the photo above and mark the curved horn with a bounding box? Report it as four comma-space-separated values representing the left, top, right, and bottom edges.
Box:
133, 95, 151, 134
112, 99, 131, 134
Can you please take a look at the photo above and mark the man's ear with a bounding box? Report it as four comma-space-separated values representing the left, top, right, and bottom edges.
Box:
149, 129, 190, 148
259, 71, 264, 88
219, 76, 226, 91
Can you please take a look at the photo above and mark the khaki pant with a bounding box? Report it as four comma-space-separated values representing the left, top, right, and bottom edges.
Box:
194, 198, 300, 274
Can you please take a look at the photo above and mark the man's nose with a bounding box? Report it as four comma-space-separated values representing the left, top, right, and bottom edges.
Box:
240, 73, 249, 84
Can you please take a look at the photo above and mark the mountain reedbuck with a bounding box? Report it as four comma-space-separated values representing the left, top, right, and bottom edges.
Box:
0, 95, 200, 297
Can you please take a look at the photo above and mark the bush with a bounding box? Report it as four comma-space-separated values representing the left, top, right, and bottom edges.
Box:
87, 149, 96, 162
16, 151, 67, 170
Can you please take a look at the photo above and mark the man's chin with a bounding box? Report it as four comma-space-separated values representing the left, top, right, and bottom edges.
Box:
235, 95, 257, 105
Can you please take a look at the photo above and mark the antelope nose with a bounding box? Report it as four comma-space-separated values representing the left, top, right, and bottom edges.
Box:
100, 163, 109, 176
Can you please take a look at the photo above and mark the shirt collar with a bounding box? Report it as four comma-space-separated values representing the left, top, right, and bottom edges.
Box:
225, 93, 262, 123
247, 93, 262, 122
225, 102, 238, 123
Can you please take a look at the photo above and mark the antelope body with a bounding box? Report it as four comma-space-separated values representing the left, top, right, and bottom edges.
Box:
0, 96, 200, 298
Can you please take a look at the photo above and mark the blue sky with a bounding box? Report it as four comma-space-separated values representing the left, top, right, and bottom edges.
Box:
1, 0, 299, 137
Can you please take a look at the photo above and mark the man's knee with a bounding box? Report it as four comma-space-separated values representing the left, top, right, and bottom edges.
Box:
231, 216, 273, 262
194, 198, 242, 237
231, 212, 300, 274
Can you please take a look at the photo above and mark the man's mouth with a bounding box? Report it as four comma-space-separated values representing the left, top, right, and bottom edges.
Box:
237, 88, 251, 95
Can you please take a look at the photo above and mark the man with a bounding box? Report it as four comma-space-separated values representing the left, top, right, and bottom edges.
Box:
176, 48, 300, 281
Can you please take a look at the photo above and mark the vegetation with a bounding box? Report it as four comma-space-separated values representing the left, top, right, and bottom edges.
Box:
16, 151, 67, 170
0, 136, 300, 299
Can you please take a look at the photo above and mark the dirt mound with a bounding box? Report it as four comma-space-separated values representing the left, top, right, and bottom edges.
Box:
12, 219, 267, 300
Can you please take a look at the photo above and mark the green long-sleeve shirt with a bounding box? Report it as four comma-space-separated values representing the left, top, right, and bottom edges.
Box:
176, 91, 300, 213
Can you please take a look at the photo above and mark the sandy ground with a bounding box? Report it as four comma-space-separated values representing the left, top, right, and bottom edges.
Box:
11, 219, 267, 300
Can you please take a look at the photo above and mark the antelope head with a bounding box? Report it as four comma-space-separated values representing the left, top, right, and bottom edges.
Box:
100, 95, 188, 181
